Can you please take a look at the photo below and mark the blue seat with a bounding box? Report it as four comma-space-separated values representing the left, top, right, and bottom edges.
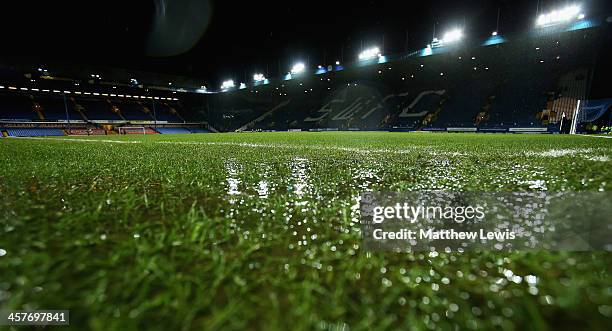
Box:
156, 127, 192, 134
6, 128, 65, 137
189, 128, 209, 133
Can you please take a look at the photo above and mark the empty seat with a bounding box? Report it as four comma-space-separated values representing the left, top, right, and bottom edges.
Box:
156, 127, 192, 134
5, 128, 65, 137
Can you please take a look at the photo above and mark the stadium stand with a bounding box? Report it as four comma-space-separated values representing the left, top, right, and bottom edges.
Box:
155, 127, 192, 134
4, 128, 65, 137
153, 103, 185, 122
0, 93, 35, 120
33, 95, 83, 121
0, 17, 608, 134
76, 99, 122, 120
188, 128, 209, 133
157, 127, 209, 134
116, 101, 155, 121
67, 128, 106, 135
204, 21, 605, 132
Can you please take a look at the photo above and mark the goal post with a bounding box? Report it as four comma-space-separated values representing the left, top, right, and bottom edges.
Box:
569, 99, 580, 135
118, 126, 146, 135
569, 99, 612, 135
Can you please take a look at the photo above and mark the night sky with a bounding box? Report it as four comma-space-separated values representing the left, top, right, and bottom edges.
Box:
1, 0, 610, 86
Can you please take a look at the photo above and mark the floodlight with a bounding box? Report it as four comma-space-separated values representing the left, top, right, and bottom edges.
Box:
291, 63, 305, 74
492, 31, 498, 36
358, 47, 381, 61
536, 4, 582, 26
335, 61, 340, 65
253, 73, 266, 82
221, 80, 235, 90
441, 29, 463, 43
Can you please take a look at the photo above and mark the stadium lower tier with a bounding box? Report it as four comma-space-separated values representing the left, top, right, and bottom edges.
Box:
0, 126, 210, 137
1, 128, 66, 137
155, 127, 192, 134
0, 93, 186, 123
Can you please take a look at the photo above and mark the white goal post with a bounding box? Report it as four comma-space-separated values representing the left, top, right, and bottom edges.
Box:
118, 126, 146, 135
569, 99, 581, 135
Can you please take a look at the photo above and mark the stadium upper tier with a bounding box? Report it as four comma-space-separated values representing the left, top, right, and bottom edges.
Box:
207, 22, 609, 132
0, 92, 185, 123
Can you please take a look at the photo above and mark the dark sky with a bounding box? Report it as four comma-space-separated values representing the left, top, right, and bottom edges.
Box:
1, 0, 610, 87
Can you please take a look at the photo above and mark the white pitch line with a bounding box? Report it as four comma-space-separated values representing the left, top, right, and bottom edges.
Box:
156, 140, 426, 155
6, 136, 609, 160
578, 134, 612, 139
4, 136, 427, 154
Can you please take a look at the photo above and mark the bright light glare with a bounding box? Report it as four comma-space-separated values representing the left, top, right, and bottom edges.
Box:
221, 80, 235, 90
441, 29, 463, 43
253, 73, 266, 82
536, 5, 582, 26
492, 31, 498, 36
358, 47, 381, 60
291, 63, 305, 74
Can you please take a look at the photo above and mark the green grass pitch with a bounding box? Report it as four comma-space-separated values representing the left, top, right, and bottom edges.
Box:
0, 132, 611, 330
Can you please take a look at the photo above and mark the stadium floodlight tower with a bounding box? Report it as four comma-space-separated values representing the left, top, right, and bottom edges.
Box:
358, 47, 381, 61
536, 4, 584, 27
430, 29, 463, 48
220, 80, 235, 91
253, 73, 266, 82
440, 29, 463, 44
290, 63, 306, 74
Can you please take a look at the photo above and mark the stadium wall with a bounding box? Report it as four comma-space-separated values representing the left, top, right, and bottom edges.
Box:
204, 24, 608, 133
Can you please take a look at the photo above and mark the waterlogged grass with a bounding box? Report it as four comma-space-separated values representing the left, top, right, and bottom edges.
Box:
0, 132, 611, 330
